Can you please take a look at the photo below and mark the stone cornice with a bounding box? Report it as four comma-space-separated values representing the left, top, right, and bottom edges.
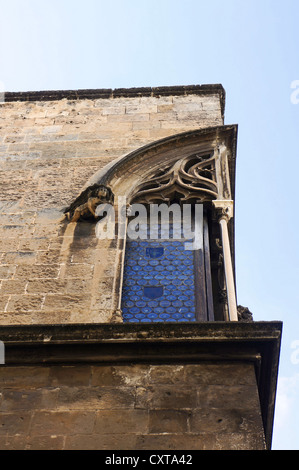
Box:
3, 84, 226, 119
0, 321, 281, 346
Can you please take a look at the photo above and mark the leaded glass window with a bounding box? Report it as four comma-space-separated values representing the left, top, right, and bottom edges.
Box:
121, 237, 197, 323
121, 216, 214, 323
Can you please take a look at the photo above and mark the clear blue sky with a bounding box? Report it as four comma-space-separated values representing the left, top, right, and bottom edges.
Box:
1, 0, 299, 450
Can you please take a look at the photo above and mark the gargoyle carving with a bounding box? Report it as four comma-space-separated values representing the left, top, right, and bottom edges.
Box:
64, 184, 114, 222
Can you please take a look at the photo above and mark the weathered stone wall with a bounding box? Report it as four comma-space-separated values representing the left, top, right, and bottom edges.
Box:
0, 87, 280, 452
0, 87, 223, 325
0, 362, 266, 450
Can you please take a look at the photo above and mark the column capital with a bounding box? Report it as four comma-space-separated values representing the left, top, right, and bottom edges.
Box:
213, 200, 234, 222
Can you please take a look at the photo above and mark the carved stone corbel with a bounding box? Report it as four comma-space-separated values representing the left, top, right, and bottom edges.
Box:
64, 184, 114, 223
212, 199, 234, 223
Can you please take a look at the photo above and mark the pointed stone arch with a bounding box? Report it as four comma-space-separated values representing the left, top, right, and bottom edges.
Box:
84, 125, 237, 205
63, 125, 238, 323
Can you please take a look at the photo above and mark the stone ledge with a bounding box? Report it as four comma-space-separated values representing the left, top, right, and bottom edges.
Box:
3, 84, 225, 115
0, 321, 281, 346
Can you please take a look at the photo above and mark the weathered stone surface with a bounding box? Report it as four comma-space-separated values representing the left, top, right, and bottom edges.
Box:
94, 410, 148, 434
0, 362, 266, 450
149, 410, 189, 434
30, 411, 96, 435
0, 88, 223, 325
0, 87, 276, 451
0, 320, 282, 450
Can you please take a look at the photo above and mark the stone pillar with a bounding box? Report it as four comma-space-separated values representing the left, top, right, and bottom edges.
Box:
213, 200, 238, 322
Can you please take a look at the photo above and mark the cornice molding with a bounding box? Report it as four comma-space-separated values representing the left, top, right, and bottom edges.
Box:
2, 84, 226, 119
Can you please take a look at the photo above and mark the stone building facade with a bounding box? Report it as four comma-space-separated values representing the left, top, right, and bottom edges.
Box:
0, 85, 281, 450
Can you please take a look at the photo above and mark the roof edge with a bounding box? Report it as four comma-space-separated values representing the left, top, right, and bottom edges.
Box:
3, 84, 226, 118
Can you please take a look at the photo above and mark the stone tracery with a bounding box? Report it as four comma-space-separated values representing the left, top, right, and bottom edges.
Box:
131, 153, 218, 204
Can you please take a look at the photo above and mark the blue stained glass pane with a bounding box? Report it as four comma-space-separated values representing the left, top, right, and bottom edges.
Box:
129, 307, 140, 314
144, 265, 153, 271
141, 307, 152, 314
184, 300, 194, 307
127, 260, 137, 266
154, 307, 165, 314
172, 301, 183, 307
147, 313, 158, 319
155, 265, 165, 272
159, 313, 171, 320
161, 260, 171, 266
184, 312, 195, 319
154, 274, 165, 280
172, 313, 183, 320
135, 313, 146, 319
166, 307, 177, 314
146, 247, 164, 259
166, 265, 175, 271
172, 260, 183, 266
167, 295, 177, 302
183, 260, 193, 266
179, 307, 189, 314
177, 274, 188, 280
138, 260, 148, 266
139, 241, 149, 247
149, 260, 160, 266
160, 300, 171, 307
121, 233, 196, 323
185, 290, 194, 296
178, 295, 188, 301
166, 285, 177, 291
144, 286, 164, 299
131, 286, 142, 292
131, 265, 140, 271
171, 291, 181, 299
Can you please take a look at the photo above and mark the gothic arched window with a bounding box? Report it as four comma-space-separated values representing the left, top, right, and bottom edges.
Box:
66, 126, 238, 323
121, 152, 218, 323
